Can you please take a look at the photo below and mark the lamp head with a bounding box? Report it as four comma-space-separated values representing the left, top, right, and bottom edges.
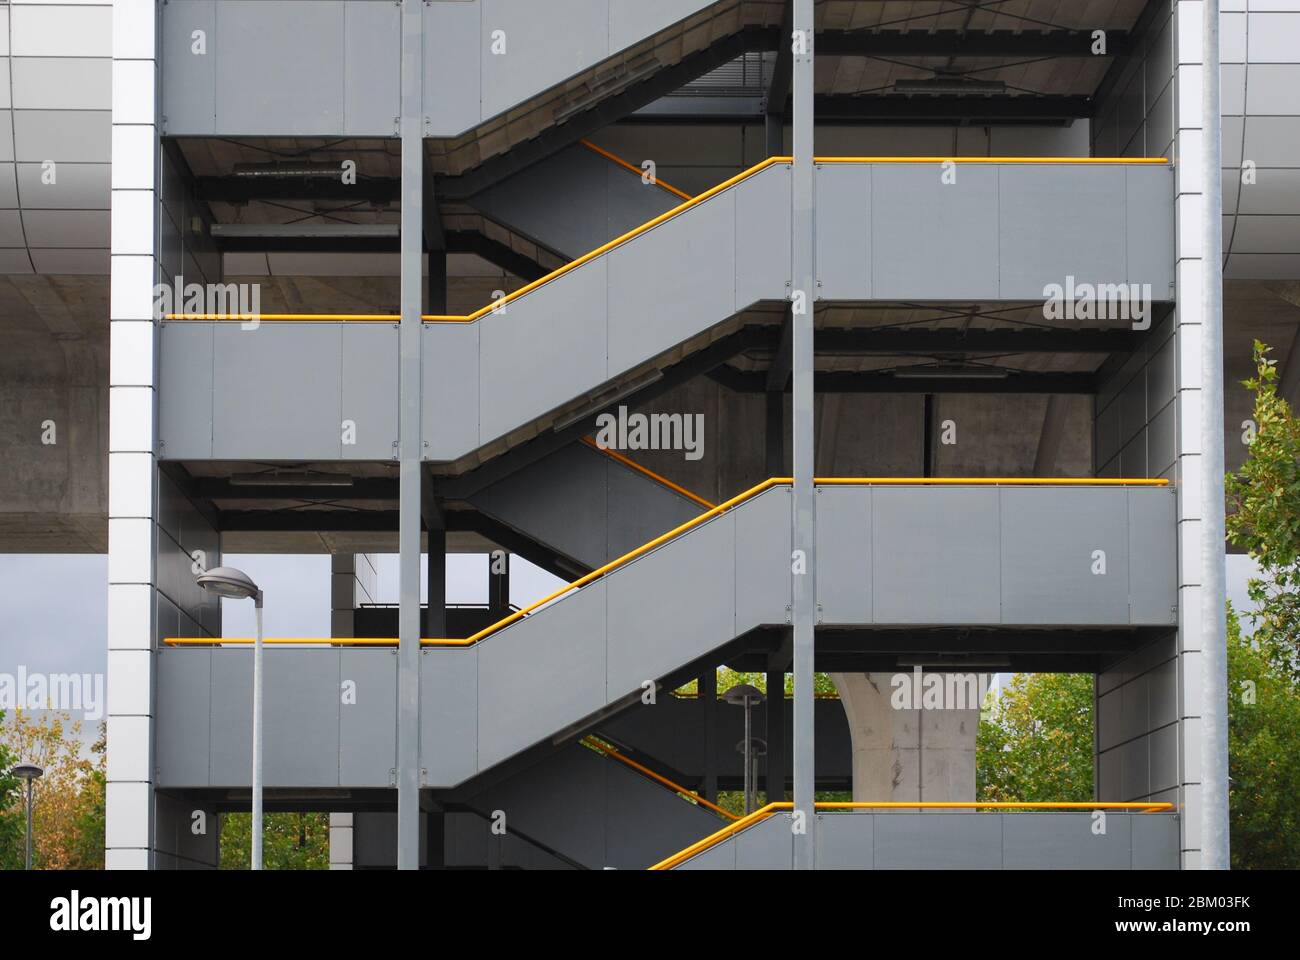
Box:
196, 566, 262, 604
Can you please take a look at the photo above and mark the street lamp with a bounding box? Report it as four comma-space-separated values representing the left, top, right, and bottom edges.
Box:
196, 565, 264, 870
13, 762, 43, 870
723, 683, 765, 814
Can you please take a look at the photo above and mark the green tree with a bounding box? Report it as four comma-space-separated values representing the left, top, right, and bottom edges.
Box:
976, 673, 1094, 803
219, 811, 330, 869
0, 711, 26, 869
1226, 341, 1300, 681
1227, 606, 1300, 869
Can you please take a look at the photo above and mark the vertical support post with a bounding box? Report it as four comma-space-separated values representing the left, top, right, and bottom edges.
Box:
789, 0, 817, 869
699, 668, 718, 802
427, 522, 446, 637
396, 0, 424, 871
765, 669, 786, 802
1200, 0, 1230, 871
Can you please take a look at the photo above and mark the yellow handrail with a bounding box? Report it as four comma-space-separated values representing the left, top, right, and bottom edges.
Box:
165, 155, 1166, 323
163, 475, 1170, 648
583, 736, 738, 820
580, 436, 716, 509
649, 800, 1178, 870
815, 156, 1169, 164
579, 139, 694, 201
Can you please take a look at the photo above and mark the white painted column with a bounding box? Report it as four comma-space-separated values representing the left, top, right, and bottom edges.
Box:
105, 0, 161, 870
1170, 0, 1229, 870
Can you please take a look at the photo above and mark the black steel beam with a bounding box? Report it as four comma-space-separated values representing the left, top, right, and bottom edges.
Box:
816, 29, 1131, 58
816, 94, 1091, 122
197, 176, 399, 204
793, 327, 1140, 354
713, 368, 1097, 394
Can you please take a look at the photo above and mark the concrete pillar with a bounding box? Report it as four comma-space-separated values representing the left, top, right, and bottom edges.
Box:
830, 672, 982, 805
329, 813, 354, 870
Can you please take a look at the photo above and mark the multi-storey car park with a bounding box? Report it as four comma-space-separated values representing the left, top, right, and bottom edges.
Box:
1, 0, 1295, 870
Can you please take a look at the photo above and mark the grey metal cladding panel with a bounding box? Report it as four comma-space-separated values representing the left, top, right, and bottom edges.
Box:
816, 485, 871, 624
161, 1, 217, 136
212, 323, 342, 460
423, 323, 478, 462
873, 813, 1003, 869
815, 814, 874, 869
262, 650, 341, 787
1147, 401, 1176, 478
1126, 165, 1175, 295
477, 580, 607, 771
214, 3, 346, 136
735, 813, 794, 870
998, 166, 1126, 299
340, 323, 399, 459
606, 191, 736, 374
1002, 813, 1133, 869
815, 163, 870, 299
420, 647, 479, 788
606, 163, 681, 252
1127, 488, 1177, 624
735, 164, 791, 307
1000, 487, 1130, 625
159, 323, 214, 459
478, 259, 608, 446
871, 164, 999, 300
1149, 721, 1179, 795
155, 650, 212, 787
606, 512, 736, 701
424, 0, 480, 137
342, 2, 401, 137
1131, 814, 1180, 869
735, 487, 791, 631
208, 650, 253, 785
479, 1, 609, 123
871, 487, 1000, 625
338, 650, 396, 787
677, 837, 737, 870
605, 454, 700, 563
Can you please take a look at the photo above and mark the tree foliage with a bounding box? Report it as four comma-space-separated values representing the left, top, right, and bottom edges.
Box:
1226, 341, 1300, 681
0, 711, 105, 869
1227, 607, 1300, 868
219, 811, 330, 870
976, 673, 1095, 803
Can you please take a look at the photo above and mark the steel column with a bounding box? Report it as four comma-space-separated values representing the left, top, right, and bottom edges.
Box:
396, 0, 424, 870
790, 0, 817, 869
1200, 0, 1230, 871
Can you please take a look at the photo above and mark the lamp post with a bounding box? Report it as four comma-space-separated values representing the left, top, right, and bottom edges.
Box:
13, 762, 42, 870
723, 684, 766, 814
196, 565, 264, 869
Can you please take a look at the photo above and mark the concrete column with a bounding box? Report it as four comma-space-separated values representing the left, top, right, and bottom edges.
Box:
831, 673, 981, 805
105, 0, 161, 871
329, 813, 354, 870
